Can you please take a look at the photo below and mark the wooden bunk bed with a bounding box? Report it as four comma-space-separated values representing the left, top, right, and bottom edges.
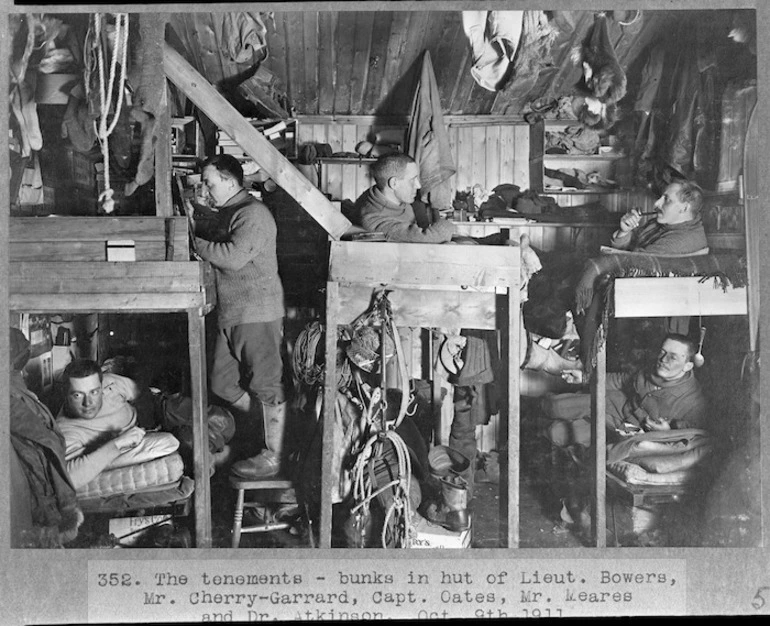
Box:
9, 216, 217, 548
320, 240, 521, 548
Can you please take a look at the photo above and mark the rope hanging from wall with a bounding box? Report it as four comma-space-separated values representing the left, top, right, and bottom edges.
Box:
85, 13, 129, 214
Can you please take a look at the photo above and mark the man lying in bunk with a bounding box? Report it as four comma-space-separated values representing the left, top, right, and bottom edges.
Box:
541, 333, 708, 451
56, 359, 179, 490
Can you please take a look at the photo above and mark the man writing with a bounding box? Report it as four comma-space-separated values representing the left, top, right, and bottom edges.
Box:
543, 334, 708, 449
192, 154, 288, 479
354, 153, 457, 243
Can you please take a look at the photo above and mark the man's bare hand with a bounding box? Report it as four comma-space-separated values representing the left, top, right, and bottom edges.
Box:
113, 426, 145, 452
561, 369, 584, 385
619, 208, 643, 233
643, 417, 671, 432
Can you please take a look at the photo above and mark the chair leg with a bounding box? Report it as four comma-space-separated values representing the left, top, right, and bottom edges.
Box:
232, 489, 245, 548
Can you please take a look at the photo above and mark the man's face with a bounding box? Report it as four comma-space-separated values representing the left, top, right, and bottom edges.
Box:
655, 338, 694, 382
202, 165, 237, 208
390, 162, 422, 205
66, 373, 104, 420
653, 183, 690, 225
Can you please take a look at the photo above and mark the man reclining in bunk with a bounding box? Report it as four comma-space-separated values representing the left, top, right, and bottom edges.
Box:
56, 359, 193, 509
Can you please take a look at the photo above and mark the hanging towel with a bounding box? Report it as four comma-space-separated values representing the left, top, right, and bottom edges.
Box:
406, 50, 456, 207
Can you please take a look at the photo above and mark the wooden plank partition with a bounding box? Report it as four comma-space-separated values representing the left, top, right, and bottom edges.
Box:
320, 240, 521, 549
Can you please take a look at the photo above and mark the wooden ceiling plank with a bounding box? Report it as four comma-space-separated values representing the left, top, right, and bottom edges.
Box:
378, 12, 412, 108
264, 12, 289, 108
333, 12, 357, 114
362, 11, 394, 115
284, 12, 307, 114
303, 12, 320, 115
317, 12, 337, 115
349, 11, 376, 115
164, 43, 351, 240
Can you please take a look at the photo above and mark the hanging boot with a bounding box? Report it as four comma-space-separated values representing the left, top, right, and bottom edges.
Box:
231, 401, 288, 479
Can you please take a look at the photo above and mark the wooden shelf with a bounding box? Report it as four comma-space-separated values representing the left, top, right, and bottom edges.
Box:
544, 153, 624, 161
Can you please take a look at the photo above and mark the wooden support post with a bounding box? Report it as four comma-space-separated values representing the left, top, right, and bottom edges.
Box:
320, 281, 340, 549
163, 43, 352, 240
155, 84, 173, 217
507, 288, 521, 548
593, 327, 607, 548
188, 308, 212, 548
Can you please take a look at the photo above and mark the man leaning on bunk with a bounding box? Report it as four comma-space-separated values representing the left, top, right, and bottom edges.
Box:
57, 359, 178, 489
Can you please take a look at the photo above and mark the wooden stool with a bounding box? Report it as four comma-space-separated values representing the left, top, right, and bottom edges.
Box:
229, 474, 296, 548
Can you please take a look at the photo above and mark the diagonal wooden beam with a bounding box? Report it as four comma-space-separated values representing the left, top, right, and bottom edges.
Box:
163, 42, 351, 240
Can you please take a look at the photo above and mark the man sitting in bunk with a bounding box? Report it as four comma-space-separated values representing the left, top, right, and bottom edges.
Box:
610, 179, 708, 255
572, 178, 709, 367
353, 152, 457, 243
56, 359, 178, 490
541, 333, 708, 451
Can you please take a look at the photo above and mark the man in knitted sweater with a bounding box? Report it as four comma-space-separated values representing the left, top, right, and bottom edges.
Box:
542, 334, 708, 448
610, 180, 709, 255
354, 153, 457, 243
193, 154, 288, 479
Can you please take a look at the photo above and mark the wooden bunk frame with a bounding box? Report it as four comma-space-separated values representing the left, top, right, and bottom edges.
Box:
320, 240, 521, 548
9, 216, 217, 548
591, 275, 749, 547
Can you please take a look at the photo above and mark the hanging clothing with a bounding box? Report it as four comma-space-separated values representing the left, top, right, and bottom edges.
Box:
462, 11, 524, 92
405, 50, 456, 208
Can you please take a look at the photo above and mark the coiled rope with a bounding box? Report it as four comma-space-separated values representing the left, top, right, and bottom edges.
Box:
87, 13, 129, 214
348, 289, 414, 548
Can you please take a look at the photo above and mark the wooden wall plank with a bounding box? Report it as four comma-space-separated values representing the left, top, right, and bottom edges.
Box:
10, 261, 208, 293
10, 292, 208, 313
339, 124, 360, 201
285, 13, 307, 114
470, 126, 486, 189
164, 43, 351, 239
614, 278, 748, 318
11, 242, 169, 262
485, 125, 502, 190
512, 125, 529, 189
329, 241, 519, 288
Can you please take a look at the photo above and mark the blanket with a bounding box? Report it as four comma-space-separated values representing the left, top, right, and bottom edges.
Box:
575, 250, 748, 314
606, 429, 712, 486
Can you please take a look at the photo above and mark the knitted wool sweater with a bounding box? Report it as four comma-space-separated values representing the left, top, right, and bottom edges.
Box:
356, 186, 455, 243
195, 189, 285, 327
610, 216, 709, 255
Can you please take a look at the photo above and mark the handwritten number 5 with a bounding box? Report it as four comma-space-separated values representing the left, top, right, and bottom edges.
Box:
753, 587, 770, 610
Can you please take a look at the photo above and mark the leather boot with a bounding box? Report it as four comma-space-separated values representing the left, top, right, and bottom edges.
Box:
231, 401, 287, 479
424, 475, 471, 533
522, 340, 582, 375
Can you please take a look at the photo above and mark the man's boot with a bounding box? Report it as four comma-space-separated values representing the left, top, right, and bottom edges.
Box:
231, 401, 288, 479
522, 340, 582, 375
